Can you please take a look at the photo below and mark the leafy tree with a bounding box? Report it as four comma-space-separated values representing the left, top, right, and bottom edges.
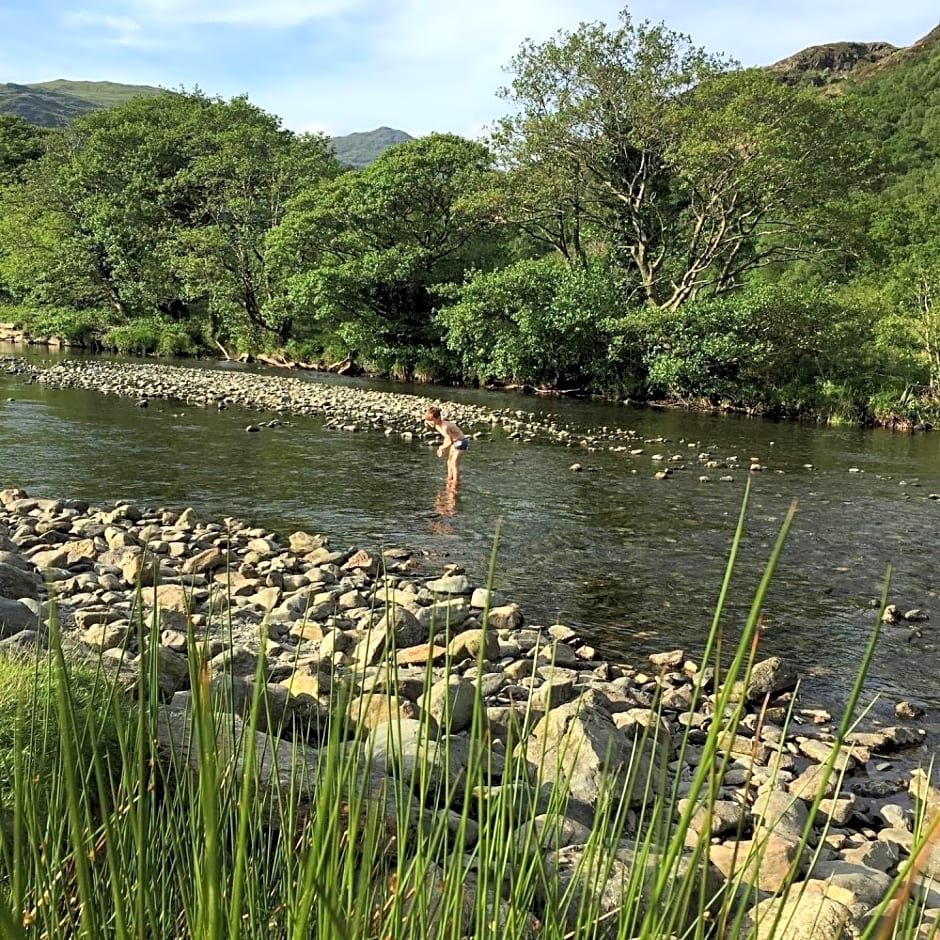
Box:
0, 91, 337, 351
437, 255, 632, 390
631, 284, 868, 411
494, 8, 867, 308
273, 133, 498, 377
0, 115, 45, 186
0, 92, 203, 316
863, 163, 940, 392
166, 95, 338, 349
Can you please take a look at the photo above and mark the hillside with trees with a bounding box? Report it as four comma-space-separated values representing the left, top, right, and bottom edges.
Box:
0, 8, 938, 427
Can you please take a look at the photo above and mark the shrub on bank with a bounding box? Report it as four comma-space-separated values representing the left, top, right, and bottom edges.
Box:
4, 305, 108, 348
634, 286, 867, 417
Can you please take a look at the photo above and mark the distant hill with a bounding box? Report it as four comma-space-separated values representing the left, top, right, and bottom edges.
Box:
330, 126, 414, 168
768, 42, 898, 86
768, 23, 940, 87
0, 80, 166, 127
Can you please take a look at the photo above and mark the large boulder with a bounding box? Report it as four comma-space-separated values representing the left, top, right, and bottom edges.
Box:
0, 561, 40, 600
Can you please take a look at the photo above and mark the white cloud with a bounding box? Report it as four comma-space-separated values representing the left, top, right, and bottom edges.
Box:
297, 118, 339, 136
62, 11, 144, 45
127, 0, 366, 27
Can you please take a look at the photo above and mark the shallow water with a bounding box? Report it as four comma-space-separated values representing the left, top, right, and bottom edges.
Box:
2, 346, 940, 728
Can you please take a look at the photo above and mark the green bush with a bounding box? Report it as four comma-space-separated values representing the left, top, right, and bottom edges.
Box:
155, 322, 201, 358
102, 321, 161, 355
437, 256, 626, 390
282, 338, 326, 365
4, 305, 108, 348
634, 285, 864, 413
867, 385, 940, 428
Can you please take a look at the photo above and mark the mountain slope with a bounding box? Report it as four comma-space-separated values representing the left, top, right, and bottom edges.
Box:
765, 23, 939, 173
768, 41, 898, 86
0, 80, 165, 127
768, 22, 939, 87
330, 126, 414, 168
31, 80, 166, 108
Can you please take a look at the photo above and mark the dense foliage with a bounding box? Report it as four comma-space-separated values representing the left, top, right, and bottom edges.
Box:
0, 7, 938, 425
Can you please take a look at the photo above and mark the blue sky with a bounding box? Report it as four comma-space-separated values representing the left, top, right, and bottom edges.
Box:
1, 1, 937, 138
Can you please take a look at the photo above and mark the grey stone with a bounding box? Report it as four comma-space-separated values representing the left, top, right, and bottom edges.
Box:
0, 561, 40, 600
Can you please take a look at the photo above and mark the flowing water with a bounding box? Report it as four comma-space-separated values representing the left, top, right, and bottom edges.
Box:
2, 345, 940, 730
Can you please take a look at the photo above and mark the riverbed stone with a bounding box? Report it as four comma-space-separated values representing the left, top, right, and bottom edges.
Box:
371, 605, 425, 649
288, 531, 328, 554
416, 598, 469, 632
805, 860, 893, 909
542, 841, 724, 939
841, 838, 898, 871
181, 546, 227, 575
737, 655, 799, 702
710, 832, 807, 892
789, 763, 839, 801
0, 561, 40, 599
752, 789, 810, 843
424, 675, 477, 733
470, 587, 505, 608
0, 597, 37, 634
446, 627, 499, 663
525, 692, 666, 809
679, 797, 747, 836
486, 602, 523, 630
426, 574, 472, 595
816, 794, 857, 827
744, 885, 858, 940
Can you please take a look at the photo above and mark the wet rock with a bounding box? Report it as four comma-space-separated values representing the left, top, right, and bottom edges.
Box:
740, 656, 799, 702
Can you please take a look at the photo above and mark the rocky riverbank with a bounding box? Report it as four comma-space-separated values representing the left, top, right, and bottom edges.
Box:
0, 487, 938, 936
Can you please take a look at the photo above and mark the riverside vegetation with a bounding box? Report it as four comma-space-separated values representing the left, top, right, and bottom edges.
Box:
0, 9, 939, 426
0, 474, 939, 937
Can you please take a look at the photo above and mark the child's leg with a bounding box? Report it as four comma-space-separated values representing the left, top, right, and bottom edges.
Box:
448, 449, 463, 483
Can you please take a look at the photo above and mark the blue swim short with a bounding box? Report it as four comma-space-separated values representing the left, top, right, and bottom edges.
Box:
453, 438, 469, 451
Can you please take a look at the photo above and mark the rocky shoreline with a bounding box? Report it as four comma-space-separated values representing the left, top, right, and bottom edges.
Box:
0, 486, 938, 936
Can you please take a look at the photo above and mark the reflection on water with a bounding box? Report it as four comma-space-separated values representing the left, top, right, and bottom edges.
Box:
2, 351, 940, 726
429, 481, 459, 536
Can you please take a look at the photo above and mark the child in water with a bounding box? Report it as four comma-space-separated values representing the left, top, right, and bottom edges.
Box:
424, 406, 469, 484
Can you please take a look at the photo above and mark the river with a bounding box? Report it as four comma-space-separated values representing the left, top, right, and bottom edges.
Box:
2, 345, 939, 731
